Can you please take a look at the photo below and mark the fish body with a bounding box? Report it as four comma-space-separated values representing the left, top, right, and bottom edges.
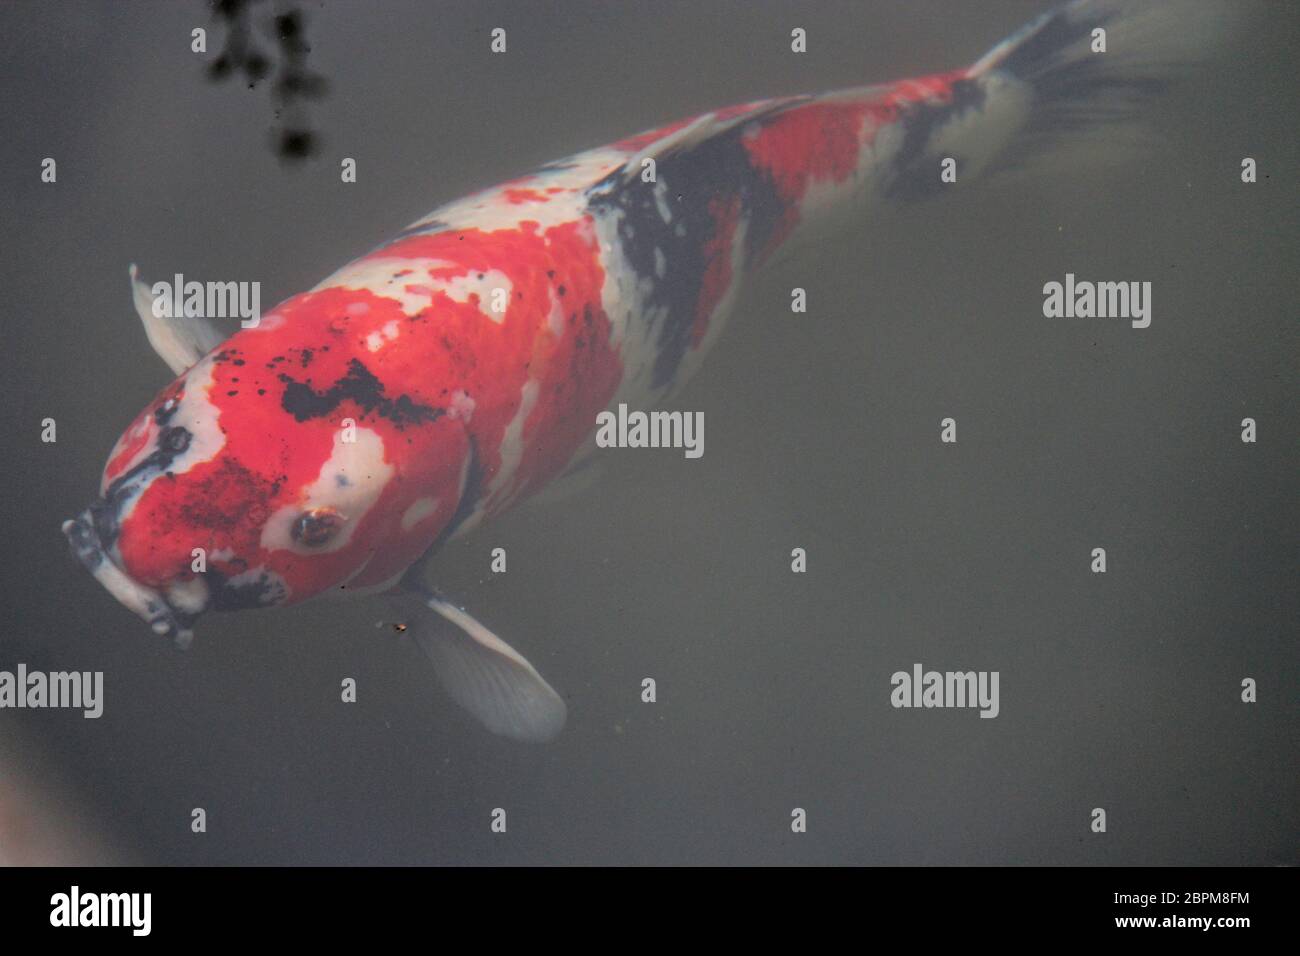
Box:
63, 1, 1230, 739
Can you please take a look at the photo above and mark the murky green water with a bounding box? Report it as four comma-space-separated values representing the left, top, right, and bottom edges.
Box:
0, 0, 1295, 865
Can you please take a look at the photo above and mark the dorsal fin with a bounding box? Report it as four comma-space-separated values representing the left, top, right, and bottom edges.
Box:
611, 96, 810, 184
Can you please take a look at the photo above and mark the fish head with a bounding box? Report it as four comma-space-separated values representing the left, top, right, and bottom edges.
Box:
63, 302, 475, 645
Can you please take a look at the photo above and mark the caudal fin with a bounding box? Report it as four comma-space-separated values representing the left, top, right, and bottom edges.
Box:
886, 0, 1238, 198
974, 0, 1235, 157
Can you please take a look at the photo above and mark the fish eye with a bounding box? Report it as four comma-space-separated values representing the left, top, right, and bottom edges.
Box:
161, 427, 191, 453
292, 507, 345, 547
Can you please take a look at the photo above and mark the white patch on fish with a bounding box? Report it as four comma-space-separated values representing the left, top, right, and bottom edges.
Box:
439, 269, 513, 323
260, 427, 392, 554
317, 257, 453, 317
401, 496, 440, 532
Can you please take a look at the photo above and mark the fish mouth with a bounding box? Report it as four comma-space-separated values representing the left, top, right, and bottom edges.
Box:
62, 505, 197, 648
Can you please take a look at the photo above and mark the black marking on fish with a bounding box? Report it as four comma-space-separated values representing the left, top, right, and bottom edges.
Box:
588, 125, 787, 389
885, 78, 987, 202
437, 437, 483, 547
279, 358, 444, 428
205, 567, 286, 611
63, 515, 105, 570
154, 396, 181, 426
95, 426, 194, 547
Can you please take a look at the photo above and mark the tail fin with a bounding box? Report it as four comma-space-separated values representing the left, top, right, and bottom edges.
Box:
887, 0, 1236, 197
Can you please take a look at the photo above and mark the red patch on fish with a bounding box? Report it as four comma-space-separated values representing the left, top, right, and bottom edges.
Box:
503, 187, 551, 205
377, 220, 622, 509
743, 102, 871, 202
113, 211, 627, 599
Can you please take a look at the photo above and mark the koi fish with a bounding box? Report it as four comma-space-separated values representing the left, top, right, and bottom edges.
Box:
63, 1, 1228, 740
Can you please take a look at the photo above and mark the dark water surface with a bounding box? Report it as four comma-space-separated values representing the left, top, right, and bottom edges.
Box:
0, 1, 1295, 864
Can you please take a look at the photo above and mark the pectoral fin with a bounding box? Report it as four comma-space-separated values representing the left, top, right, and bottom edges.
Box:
404, 584, 567, 742
130, 264, 226, 375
